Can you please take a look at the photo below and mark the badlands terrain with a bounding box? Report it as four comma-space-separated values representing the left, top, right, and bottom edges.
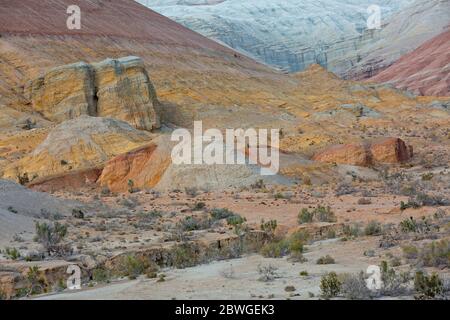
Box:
0, 0, 449, 300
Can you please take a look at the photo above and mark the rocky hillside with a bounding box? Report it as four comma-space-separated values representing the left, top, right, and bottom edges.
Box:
143, 0, 415, 72
369, 29, 450, 96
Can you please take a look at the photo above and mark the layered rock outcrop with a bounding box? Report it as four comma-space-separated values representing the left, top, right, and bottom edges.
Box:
3, 116, 153, 183
98, 139, 172, 193
25, 57, 160, 131
24, 62, 96, 122
93, 57, 160, 130
313, 138, 413, 166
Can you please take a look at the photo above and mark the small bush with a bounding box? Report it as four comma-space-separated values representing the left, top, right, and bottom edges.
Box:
341, 272, 372, 300
185, 187, 199, 198
379, 261, 411, 296
298, 208, 314, 224
316, 255, 335, 265
3, 247, 21, 260
298, 206, 336, 224
364, 221, 382, 236
257, 264, 278, 282
260, 219, 278, 239
419, 240, 449, 268
299, 271, 309, 276
343, 224, 362, 238
260, 239, 289, 258
34, 222, 68, 255
26, 266, 47, 296
414, 271, 443, 299
320, 272, 341, 299
210, 208, 235, 220
92, 267, 110, 283
118, 255, 157, 280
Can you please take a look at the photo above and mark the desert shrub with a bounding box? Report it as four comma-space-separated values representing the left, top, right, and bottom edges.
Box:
418, 240, 449, 268
260, 239, 289, 258
414, 271, 443, 299
257, 264, 278, 282
210, 208, 235, 220
118, 255, 157, 279
260, 219, 278, 239
172, 245, 197, 269
3, 247, 21, 260
220, 265, 236, 279
178, 215, 211, 232
364, 221, 382, 236
340, 272, 372, 300
298, 208, 314, 224
399, 216, 431, 234
0, 289, 6, 300
343, 224, 362, 238
92, 267, 110, 283
379, 261, 411, 296
421, 173, 434, 181
320, 272, 341, 299
299, 271, 309, 276
298, 206, 336, 224
26, 266, 47, 296
34, 222, 68, 255
192, 202, 206, 211
400, 200, 421, 211
226, 214, 246, 227
316, 255, 335, 265
314, 206, 337, 223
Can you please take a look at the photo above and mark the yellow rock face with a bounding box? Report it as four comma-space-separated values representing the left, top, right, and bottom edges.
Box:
25, 62, 96, 122
93, 56, 160, 131
3, 116, 154, 183
23, 57, 160, 131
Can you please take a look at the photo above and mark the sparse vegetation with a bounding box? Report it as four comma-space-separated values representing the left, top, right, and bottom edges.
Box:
316, 255, 335, 265
364, 221, 382, 236
298, 205, 336, 224
34, 222, 69, 256
3, 247, 21, 260
340, 272, 372, 300
414, 271, 443, 299
257, 264, 278, 282
320, 272, 341, 299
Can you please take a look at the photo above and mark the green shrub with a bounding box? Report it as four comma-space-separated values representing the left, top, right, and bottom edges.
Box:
260, 239, 289, 258
299, 271, 309, 276
316, 255, 335, 265
34, 222, 68, 255
3, 247, 21, 260
343, 224, 361, 238
27, 266, 47, 295
260, 219, 278, 239
402, 245, 419, 260
364, 221, 382, 236
340, 272, 372, 300
118, 255, 155, 279
298, 206, 336, 224
92, 267, 110, 283
414, 271, 443, 299
298, 208, 314, 224
210, 208, 235, 220
320, 272, 341, 299
419, 240, 449, 268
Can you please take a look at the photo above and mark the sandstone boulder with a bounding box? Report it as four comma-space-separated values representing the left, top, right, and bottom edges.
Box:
93, 56, 160, 131
312, 143, 370, 167
370, 137, 413, 164
25, 62, 96, 122
313, 138, 413, 166
3, 116, 153, 183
